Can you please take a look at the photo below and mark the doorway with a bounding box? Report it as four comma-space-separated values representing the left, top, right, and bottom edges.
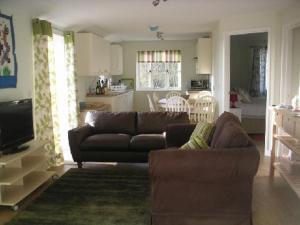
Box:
229, 32, 269, 143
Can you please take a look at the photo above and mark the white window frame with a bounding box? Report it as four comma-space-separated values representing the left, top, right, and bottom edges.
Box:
136, 61, 182, 91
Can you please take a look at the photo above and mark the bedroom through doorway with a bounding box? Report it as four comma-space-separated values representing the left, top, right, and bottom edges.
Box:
229, 32, 268, 143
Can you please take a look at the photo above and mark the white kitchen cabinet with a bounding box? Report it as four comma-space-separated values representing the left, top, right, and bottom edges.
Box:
75, 33, 111, 76
196, 37, 212, 75
110, 44, 123, 75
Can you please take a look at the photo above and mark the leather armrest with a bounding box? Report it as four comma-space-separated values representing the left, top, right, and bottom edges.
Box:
166, 123, 196, 147
68, 125, 92, 162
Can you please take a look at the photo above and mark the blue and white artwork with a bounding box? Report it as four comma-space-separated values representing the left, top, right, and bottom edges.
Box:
0, 13, 17, 88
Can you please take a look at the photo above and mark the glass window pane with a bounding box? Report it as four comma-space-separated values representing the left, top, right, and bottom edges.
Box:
136, 57, 181, 90
152, 63, 166, 89
138, 63, 151, 89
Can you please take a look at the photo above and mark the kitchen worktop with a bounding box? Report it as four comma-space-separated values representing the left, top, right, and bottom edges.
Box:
85, 90, 134, 112
86, 90, 133, 97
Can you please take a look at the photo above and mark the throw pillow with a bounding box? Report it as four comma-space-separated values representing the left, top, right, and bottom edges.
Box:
238, 88, 252, 103
181, 122, 214, 150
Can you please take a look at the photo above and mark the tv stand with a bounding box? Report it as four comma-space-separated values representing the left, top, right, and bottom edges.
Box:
2, 145, 29, 155
0, 140, 55, 210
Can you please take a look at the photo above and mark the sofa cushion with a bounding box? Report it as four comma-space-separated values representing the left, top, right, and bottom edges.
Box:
80, 134, 131, 151
181, 122, 214, 150
137, 112, 189, 134
85, 111, 136, 135
130, 134, 166, 151
214, 122, 249, 148
210, 112, 241, 147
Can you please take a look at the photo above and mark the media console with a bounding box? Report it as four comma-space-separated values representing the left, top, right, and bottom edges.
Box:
0, 140, 55, 210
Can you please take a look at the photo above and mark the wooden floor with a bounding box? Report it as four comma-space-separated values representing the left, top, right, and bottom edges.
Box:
1, 140, 300, 225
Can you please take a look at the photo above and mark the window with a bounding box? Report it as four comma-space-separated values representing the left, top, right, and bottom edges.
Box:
136, 50, 181, 91
53, 32, 72, 161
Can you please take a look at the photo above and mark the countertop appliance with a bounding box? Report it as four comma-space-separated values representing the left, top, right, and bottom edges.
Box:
190, 79, 210, 90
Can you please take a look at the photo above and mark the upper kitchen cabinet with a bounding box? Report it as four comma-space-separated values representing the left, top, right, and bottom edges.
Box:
196, 37, 212, 75
110, 44, 123, 75
75, 33, 111, 76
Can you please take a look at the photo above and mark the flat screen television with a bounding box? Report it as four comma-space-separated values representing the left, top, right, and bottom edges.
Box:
0, 99, 34, 154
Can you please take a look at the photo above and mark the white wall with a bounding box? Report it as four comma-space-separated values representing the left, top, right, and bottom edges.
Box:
211, 11, 283, 155
121, 40, 197, 111
291, 26, 300, 98
280, 4, 300, 102
0, 3, 33, 101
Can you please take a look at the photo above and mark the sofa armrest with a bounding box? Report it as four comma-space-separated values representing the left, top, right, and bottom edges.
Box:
149, 147, 260, 181
68, 125, 92, 162
166, 123, 196, 147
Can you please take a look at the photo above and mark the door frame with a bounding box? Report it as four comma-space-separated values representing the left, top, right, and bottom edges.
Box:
280, 20, 300, 103
223, 27, 271, 155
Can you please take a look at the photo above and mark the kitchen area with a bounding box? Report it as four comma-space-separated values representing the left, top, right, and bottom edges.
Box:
75, 32, 213, 114
75, 33, 134, 121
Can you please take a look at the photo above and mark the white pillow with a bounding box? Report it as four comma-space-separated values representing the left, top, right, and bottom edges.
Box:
238, 88, 252, 103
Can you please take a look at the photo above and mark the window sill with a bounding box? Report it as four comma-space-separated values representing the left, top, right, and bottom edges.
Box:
136, 88, 182, 92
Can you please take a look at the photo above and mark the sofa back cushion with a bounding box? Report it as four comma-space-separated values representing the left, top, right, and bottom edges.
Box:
214, 121, 250, 148
86, 111, 136, 135
137, 112, 189, 134
210, 111, 241, 147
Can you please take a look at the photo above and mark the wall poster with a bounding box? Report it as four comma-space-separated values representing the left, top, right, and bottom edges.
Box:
0, 12, 17, 88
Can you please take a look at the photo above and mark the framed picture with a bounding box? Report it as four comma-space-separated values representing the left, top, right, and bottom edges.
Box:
0, 12, 17, 88
121, 78, 134, 90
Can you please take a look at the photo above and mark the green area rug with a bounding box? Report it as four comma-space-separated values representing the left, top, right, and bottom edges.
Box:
7, 168, 150, 225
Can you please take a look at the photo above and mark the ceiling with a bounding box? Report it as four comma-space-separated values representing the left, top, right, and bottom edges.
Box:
2, 0, 299, 41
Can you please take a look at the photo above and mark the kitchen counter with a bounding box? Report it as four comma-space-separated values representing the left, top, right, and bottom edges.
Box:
86, 90, 133, 97
85, 90, 134, 112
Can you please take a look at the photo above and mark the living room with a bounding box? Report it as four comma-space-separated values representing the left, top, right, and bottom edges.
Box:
1, 0, 300, 224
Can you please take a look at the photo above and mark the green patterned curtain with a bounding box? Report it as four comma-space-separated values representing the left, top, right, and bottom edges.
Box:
137, 50, 181, 63
64, 31, 79, 129
32, 18, 64, 167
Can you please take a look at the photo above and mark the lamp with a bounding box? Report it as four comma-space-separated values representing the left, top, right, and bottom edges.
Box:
230, 93, 238, 108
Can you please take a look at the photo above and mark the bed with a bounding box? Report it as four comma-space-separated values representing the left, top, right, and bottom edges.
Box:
236, 97, 266, 134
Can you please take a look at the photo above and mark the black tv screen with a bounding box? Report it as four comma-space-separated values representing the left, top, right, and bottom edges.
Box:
0, 99, 34, 151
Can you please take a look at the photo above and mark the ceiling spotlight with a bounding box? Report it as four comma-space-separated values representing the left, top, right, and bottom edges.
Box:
157, 31, 164, 40
152, 0, 168, 7
153, 0, 159, 6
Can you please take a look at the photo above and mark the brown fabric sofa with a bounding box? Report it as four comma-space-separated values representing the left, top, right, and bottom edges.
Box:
68, 111, 189, 168
149, 112, 260, 225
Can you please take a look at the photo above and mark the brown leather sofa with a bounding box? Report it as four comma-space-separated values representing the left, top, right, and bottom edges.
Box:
68, 111, 189, 168
149, 112, 260, 225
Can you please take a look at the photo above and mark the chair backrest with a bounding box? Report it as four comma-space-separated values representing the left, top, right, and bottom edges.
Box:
165, 96, 191, 118
198, 91, 212, 98
147, 94, 156, 112
193, 95, 216, 123
188, 91, 212, 100
166, 91, 181, 99
152, 92, 160, 104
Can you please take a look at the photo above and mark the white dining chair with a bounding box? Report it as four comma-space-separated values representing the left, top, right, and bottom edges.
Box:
193, 95, 216, 123
147, 94, 156, 112
152, 92, 160, 111
198, 90, 212, 98
165, 96, 191, 118
166, 91, 181, 99
188, 91, 212, 100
